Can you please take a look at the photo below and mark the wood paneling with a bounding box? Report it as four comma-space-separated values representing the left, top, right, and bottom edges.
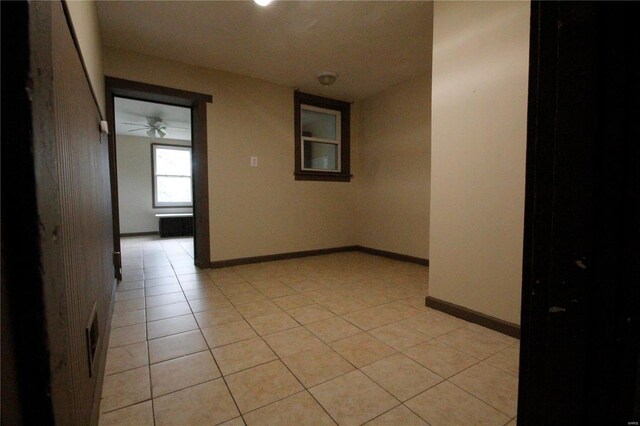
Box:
27, 2, 115, 424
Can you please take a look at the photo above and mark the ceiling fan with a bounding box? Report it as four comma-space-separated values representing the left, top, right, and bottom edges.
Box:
123, 117, 187, 138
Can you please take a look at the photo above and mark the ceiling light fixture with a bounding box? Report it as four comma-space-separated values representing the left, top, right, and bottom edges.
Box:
254, 0, 273, 6
317, 71, 338, 87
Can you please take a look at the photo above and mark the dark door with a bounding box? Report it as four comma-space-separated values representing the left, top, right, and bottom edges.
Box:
518, 2, 640, 424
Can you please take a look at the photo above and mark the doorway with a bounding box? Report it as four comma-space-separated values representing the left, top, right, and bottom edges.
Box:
105, 77, 212, 278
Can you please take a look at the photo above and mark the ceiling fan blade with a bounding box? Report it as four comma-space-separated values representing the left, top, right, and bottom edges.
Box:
127, 127, 149, 132
146, 129, 156, 138
165, 126, 188, 130
122, 122, 149, 127
157, 128, 167, 138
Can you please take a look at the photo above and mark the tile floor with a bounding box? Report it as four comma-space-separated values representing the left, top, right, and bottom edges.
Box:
99, 236, 519, 425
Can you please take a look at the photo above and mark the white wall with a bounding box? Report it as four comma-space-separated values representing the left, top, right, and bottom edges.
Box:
116, 135, 192, 234
104, 48, 360, 261
429, 1, 530, 324
356, 72, 431, 259
65, 0, 105, 116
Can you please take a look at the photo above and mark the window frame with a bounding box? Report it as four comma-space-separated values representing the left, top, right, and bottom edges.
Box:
151, 143, 193, 208
294, 91, 351, 182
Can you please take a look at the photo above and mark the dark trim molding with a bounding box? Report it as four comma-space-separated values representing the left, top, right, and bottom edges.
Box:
294, 91, 351, 182
120, 232, 159, 237
210, 245, 430, 269
105, 76, 212, 271
357, 246, 429, 266
211, 246, 359, 268
425, 296, 520, 338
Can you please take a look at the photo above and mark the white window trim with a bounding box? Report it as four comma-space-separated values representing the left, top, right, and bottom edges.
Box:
300, 104, 342, 173
152, 144, 193, 208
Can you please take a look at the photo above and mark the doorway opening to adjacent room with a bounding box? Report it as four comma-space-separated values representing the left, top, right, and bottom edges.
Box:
105, 78, 212, 279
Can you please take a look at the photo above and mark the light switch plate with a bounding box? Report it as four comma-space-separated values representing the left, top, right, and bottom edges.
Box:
250, 156, 258, 167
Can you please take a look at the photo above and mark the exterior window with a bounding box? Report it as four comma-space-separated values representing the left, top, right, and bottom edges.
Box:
151, 144, 192, 207
294, 91, 351, 182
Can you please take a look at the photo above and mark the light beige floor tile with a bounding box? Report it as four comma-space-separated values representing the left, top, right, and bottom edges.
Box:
287, 278, 322, 292
361, 353, 443, 401
151, 350, 221, 397
449, 363, 518, 417
226, 289, 268, 305
403, 340, 478, 378
506, 417, 517, 425
247, 312, 299, 335
153, 378, 239, 426
257, 283, 298, 299
179, 279, 218, 291
109, 323, 147, 348
100, 366, 150, 413
282, 347, 355, 387
116, 281, 144, 292
369, 322, 431, 351
263, 327, 327, 358
330, 333, 396, 368
195, 306, 243, 327
177, 272, 210, 283
122, 269, 144, 282
145, 292, 186, 308
309, 370, 399, 425
218, 282, 256, 296
365, 405, 427, 426
400, 312, 467, 338
287, 304, 335, 325
219, 417, 246, 426
272, 293, 315, 310
145, 284, 182, 297
437, 327, 512, 360
244, 391, 336, 425
143, 267, 175, 279
145, 276, 179, 287
183, 287, 224, 301
111, 309, 146, 328
148, 330, 207, 364
483, 344, 519, 376
306, 316, 362, 343
212, 337, 277, 375
188, 295, 232, 312
105, 341, 149, 375
318, 297, 369, 315
116, 289, 145, 301
146, 302, 191, 322
225, 360, 303, 413
405, 381, 509, 426
202, 320, 258, 348
114, 298, 145, 314
99, 401, 153, 426
342, 307, 391, 331
147, 314, 198, 340
236, 300, 283, 319
466, 324, 519, 346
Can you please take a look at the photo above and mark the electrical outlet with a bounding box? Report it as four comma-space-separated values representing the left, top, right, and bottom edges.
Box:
250, 156, 258, 167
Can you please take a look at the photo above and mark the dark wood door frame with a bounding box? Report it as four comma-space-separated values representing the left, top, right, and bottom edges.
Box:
518, 2, 640, 424
105, 77, 213, 272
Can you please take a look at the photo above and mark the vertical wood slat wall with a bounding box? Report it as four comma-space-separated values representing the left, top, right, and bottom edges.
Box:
43, 3, 114, 423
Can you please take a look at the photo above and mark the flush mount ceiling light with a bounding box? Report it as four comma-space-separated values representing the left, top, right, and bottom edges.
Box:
317, 71, 338, 87
254, 0, 273, 6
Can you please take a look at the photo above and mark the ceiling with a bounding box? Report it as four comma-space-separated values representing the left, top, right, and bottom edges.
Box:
114, 97, 191, 141
97, 1, 433, 101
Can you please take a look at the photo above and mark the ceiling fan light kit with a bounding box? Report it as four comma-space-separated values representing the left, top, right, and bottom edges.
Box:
123, 116, 187, 139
